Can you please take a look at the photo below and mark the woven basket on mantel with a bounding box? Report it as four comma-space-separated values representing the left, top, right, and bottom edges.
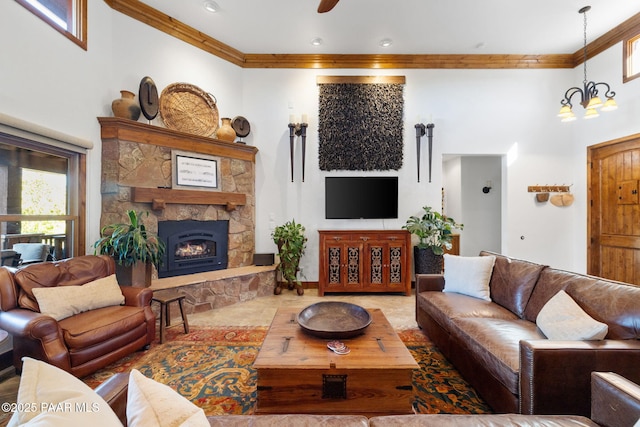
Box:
159, 82, 219, 137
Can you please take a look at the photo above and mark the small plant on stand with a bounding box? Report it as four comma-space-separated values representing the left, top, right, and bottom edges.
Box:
271, 219, 307, 295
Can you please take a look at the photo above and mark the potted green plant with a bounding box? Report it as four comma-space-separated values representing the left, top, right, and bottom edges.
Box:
403, 206, 463, 274
93, 210, 165, 287
271, 219, 307, 295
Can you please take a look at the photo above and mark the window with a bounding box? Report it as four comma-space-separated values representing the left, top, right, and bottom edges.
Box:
624, 33, 640, 83
16, 0, 87, 50
0, 137, 86, 262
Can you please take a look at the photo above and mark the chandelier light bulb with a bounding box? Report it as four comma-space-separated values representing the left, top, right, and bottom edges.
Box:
586, 96, 603, 109
557, 105, 573, 118
584, 108, 599, 119
601, 98, 618, 111
561, 111, 577, 122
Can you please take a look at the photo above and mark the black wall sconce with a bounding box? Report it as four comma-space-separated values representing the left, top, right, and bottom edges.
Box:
482, 181, 492, 194
414, 122, 435, 182
288, 114, 308, 182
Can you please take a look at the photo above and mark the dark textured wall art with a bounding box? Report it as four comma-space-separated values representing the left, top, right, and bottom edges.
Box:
317, 76, 405, 171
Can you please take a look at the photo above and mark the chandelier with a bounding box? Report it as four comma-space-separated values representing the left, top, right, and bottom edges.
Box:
558, 6, 618, 122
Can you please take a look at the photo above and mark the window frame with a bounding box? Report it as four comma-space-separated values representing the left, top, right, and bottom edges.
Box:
15, 0, 87, 50
623, 33, 640, 83
0, 133, 87, 258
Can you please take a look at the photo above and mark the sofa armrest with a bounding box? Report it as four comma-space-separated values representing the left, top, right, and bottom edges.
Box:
120, 286, 153, 307
520, 339, 640, 416
416, 274, 445, 293
591, 372, 640, 427
95, 372, 129, 426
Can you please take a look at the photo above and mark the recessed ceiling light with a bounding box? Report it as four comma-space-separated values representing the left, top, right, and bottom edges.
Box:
310, 37, 323, 46
203, 0, 220, 13
379, 38, 393, 48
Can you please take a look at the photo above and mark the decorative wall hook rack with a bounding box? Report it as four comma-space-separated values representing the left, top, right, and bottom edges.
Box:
415, 122, 434, 183
288, 118, 308, 182
527, 185, 572, 193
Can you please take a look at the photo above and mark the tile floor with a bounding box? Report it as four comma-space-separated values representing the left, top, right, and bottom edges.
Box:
0, 289, 418, 412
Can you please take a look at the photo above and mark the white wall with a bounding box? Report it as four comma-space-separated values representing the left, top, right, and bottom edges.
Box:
3, 3, 640, 280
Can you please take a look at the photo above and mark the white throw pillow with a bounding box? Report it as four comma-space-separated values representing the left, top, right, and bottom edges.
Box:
7, 357, 122, 427
127, 369, 209, 427
32, 274, 124, 321
443, 254, 496, 301
537, 290, 608, 340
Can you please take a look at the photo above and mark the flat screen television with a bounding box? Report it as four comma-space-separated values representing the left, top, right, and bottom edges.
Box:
325, 176, 399, 219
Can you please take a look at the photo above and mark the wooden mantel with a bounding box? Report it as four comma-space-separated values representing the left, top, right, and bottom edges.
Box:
98, 117, 258, 162
131, 187, 245, 211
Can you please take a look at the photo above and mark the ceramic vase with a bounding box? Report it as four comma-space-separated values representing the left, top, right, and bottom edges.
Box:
216, 117, 236, 142
112, 90, 141, 121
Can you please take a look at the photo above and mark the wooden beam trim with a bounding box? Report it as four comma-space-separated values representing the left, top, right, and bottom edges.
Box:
103, 0, 246, 66
571, 12, 640, 66
316, 76, 406, 84
243, 54, 575, 69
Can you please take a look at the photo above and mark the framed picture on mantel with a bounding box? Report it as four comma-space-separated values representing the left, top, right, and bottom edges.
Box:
171, 150, 220, 191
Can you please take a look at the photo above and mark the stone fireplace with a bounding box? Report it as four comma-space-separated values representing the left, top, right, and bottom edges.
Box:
158, 219, 229, 278
98, 118, 259, 276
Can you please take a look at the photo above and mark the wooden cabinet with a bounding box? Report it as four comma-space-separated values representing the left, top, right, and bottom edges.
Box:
318, 230, 411, 296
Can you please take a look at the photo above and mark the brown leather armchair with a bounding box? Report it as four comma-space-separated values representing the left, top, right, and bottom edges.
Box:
0, 255, 155, 377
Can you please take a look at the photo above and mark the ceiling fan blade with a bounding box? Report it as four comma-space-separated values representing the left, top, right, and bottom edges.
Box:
318, 0, 339, 13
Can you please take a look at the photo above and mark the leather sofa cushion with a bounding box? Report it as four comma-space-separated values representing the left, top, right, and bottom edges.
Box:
418, 292, 518, 334
481, 251, 546, 319
452, 317, 545, 394
567, 278, 640, 340
368, 414, 598, 426
59, 305, 147, 350
14, 255, 115, 312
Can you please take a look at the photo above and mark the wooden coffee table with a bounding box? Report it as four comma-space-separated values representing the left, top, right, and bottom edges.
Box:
253, 307, 419, 416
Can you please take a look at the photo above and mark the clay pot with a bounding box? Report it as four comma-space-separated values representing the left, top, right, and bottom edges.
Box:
216, 117, 236, 142
112, 90, 141, 121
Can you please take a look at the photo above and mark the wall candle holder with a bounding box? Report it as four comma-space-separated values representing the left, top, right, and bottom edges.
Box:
415, 123, 435, 183
288, 122, 308, 182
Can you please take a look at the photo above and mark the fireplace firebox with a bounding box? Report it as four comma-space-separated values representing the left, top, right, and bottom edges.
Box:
158, 220, 229, 278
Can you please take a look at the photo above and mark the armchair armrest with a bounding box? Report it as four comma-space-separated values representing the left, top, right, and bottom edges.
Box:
120, 286, 153, 307
591, 372, 640, 427
0, 308, 59, 338
94, 372, 129, 426
519, 339, 640, 416
415, 274, 445, 293
0, 308, 69, 372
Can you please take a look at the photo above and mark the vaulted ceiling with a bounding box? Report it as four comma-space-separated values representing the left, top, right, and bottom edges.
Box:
107, 0, 640, 69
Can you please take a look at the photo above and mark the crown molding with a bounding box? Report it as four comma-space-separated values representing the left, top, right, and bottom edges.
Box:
104, 0, 640, 70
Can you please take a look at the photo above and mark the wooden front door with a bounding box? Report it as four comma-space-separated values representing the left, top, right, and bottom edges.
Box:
588, 133, 640, 284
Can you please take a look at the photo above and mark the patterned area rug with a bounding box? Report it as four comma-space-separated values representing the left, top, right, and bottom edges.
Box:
83, 327, 492, 415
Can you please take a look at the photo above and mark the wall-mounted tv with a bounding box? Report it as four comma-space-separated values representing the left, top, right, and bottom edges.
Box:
325, 176, 399, 219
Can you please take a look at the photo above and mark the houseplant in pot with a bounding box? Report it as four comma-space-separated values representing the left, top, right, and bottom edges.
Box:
94, 210, 165, 287
403, 206, 463, 274
271, 219, 307, 295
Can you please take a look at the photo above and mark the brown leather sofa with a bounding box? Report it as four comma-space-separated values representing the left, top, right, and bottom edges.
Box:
416, 251, 640, 416
95, 371, 640, 426
0, 255, 155, 377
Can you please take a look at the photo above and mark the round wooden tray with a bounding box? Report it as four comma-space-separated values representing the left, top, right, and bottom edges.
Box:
297, 302, 372, 339
159, 83, 219, 137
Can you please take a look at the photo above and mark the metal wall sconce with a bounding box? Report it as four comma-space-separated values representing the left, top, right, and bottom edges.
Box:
414, 122, 434, 182
288, 115, 308, 182
482, 181, 492, 194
